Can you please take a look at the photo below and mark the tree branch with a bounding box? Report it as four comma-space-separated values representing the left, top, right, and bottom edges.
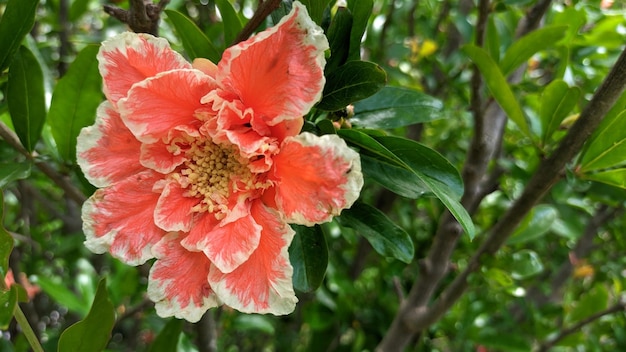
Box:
232, 0, 282, 45
103, 0, 170, 36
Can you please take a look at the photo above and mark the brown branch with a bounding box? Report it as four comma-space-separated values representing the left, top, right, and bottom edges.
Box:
232, 0, 282, 45
104, 0, 170, 36
0, 122, 87, 205
537, 301, 626, 352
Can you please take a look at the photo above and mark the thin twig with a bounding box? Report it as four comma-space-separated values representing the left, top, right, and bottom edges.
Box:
232, 0, 282, 45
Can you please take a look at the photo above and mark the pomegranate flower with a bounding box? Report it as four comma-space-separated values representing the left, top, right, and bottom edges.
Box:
77, 2, 362, 321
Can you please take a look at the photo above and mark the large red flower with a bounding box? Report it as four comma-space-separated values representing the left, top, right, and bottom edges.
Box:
77, 3, 362, 321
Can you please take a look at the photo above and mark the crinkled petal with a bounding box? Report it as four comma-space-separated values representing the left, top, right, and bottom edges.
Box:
181, 203, 262, 274
98, 32, 191, 106
82, 170, 165, 265
209, 201, 297, 314
270, 132, 363, 226
119, 69, 217, 143
77, 102, 144, 188
154, 180, 201, 232
148, 233, 220, 322
217, 2, 328, 126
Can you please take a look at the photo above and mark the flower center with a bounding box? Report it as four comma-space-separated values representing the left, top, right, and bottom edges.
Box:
179, 140, 253, 215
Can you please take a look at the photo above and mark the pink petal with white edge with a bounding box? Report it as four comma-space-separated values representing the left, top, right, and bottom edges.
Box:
98, 32, 191, 106
209, 201, 297, 314
139, 127, 198, 174
77, 102, 144, 188
148, 233, 219, 322
119, 69, 217, 143
82, 170, 165, 265
154, 180, 200, 232
270, 132, 363, 226
181, 203, 262, 274
217, 2, 328, 126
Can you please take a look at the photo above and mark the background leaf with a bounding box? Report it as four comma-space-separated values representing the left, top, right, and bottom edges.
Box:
7, 46, 46, 153
289, 225, 328, 292
165, 10, 221, 63
499, 25, 568, 76
299, 0, 331, 25
507, 205, 558, 245
351, 86, 444, 129
347, 0, 373, 61
579, 110, 626, 172
540, 79, 581, 144
148, 319, 183, 352
317, 61, 387, 111
0, 162, 32, 189
0, 0, 38, 72
338, 202, 414, 263
58, 278, 115, 352
48, 45, 101, 162
215, 0, 243, 46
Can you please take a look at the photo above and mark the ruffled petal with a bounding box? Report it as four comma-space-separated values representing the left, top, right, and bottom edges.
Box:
118, 69, 217, 143
76, 102, 144, 188
139, 127, 198, 174
217, 2, 328, 126
98, 32, 191, 106
154, 180, 201, 232
181, 203, 262, 274
148, 233, 219, 322
82, 170, 165, 265
209, 201, 296, 314
269, 132, 363, 226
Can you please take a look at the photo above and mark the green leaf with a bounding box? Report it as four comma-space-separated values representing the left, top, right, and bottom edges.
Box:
484, 268, 514, 289
360, 155, 429, 198
69, 0, 91, 22
580, 110, 626, 172
581, 168, 626, 189
148, 319, 183, 352
36, 276, 90, 316
338, 202, 414, 263
215, 0, 243, 46
0, 162, 32, 189
58, 278, 115, 352
300, 0, 331, 25
0, 286, 18, 329
507, 205, 558, 245
48, 45, 101, 162
499, 25, 568, 76
317, 61, 387, 111
485, 16, 501, 63
7, 46, 46, 153
509, 249, 544, 280
165, 10, 221, 63
540, 79, 580, 144
289, 225, 328, 292
234, 315, 276, 334
351, 86, 443, 129
0, 0, 38, 72
347, 0, 372, 61
463, 45, 529, 137
567, 284, 609, 323
0, 192, 13, 281
325, 6, 353, 74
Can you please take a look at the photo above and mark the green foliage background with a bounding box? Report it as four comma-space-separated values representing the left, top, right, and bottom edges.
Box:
2, 0, 626, 351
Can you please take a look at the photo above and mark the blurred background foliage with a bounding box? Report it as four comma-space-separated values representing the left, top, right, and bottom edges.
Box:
1, 0, 626, 351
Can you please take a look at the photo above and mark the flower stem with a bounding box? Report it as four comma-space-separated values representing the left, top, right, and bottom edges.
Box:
14, 305, 44, 352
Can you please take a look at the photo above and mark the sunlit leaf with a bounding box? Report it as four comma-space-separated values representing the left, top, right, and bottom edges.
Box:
463, 45, 529, 137
58, 278, 115, 352
289, 225, 328, 292
165, 10, 221, 63
579, 110, 626, 172
317, 61, 387, 111
567, 284, 609, 323
0, 0, 38, 72
581, 168, 626, 189
7, 46, 46, 153
499, 25, 568, 76
339, 202, 414, 263
48, 45, 101, 162
351, 86, 443, 129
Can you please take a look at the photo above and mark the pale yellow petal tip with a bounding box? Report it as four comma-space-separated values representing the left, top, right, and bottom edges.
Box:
192, 58, 218, 77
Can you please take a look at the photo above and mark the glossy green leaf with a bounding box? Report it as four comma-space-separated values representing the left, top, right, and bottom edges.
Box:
360, 155, 429, 198
289, 225, 328, 292
0, 192, 13, 281
215, 0, 243, 46
148, 319, 183, 352
0, 162, 31, 189
509, 250, 544, 279
580, 110, 626, 172
317, 61, 387, 111
351, 86, 443, 129
7, 46, 46, 153
507, 205, 558, 245
0, 285, 18, 330
347, 0, 372, 61
463, 45, 529, 137
0, 0, 38, 72
325, 6, 353, 73
58, 278, 115, 352
165, 10, 221, 63
581, 168, 626, 189
540, 80, 580, 144
567, 284, 609, 323
300, 0, 331, 25
48, 45, 101, 162
499, 25, 568, 76
338, 202, 414, 263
